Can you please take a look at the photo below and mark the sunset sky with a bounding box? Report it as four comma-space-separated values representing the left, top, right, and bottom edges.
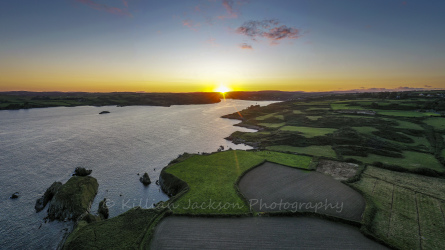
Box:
1, 0, 444, 92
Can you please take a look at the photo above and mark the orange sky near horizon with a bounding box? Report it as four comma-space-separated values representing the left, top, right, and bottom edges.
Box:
1, 1, 444, 93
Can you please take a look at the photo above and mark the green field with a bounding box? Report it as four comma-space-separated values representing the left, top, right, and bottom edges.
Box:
350, 151, 443, 172
293, 110, 303, 114
280, 126, 336, 137
267, 145, 337, 158
351, 166, 445, 250
258, 122, 285, 128
164, 150, 312, 215
62, 207, 164, 249
377, 111, 439, 117
306, 107, 330, 111
330, 103, 364, 110
352, 126, 430, 149
424, 117, 445, 130
341, 115, 374, 119
352, 126, 379, 134
256, 113, 277, 120
388, 119, 424, 130
307, 116, 322, 121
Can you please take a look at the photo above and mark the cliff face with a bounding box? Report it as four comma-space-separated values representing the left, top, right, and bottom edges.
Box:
47, 176, 98, 221
35, 181, 62, 212
159, 170, 188, 197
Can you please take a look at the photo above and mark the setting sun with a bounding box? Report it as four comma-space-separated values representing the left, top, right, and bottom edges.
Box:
215, 84, 231, 93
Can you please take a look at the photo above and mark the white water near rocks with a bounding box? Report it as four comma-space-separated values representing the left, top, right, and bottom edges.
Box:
0, 99, 275, 249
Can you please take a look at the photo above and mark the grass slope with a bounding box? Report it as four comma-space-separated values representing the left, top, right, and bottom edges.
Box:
377, 111, 439, 117
351, 166, 445, 250
349, 151, 443, 172
424, 117, 445, 130
164, 150, 312, 215
267, 145, 337, 158
62, 207, 164, 249
280, 126, 336, 137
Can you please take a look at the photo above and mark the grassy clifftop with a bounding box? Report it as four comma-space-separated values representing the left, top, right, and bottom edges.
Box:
47, 176, 98, 221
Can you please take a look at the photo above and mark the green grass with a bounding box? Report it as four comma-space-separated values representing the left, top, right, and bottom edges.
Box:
352, 127, 379, 134
351, 166, 445, 249
293, 110, 303, 114
49, 176, 98, 220
341, 115, 374, 119
363, 166, 445, 200
424, 117, 445, 130
256, 113, 277, 120
306, 116, 322, 121
62, 207, 163, 249
164, 150, 312, 215
306, 107, 330, 111
280, 126, 336, 137
258, 123, 285, 128
377, 111, 439, 117
330, 103, 364, 110
267, 145, 337, 158
352, 126, 430, 149
275, 115, 284, 120
385, 119, 424, 130
442, 149, 445, 159
350, 151, 443, 172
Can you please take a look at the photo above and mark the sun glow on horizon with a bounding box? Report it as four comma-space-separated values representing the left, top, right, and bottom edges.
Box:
214, 84, 231, 93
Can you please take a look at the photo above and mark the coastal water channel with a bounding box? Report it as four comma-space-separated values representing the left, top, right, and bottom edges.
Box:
0, 99, 276, 249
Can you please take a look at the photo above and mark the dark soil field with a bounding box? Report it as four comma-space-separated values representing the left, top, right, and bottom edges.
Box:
239, 162, 365, 222
149, 216, 387, 249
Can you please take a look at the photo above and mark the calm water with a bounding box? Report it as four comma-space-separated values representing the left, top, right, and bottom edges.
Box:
0, 99, 275, 249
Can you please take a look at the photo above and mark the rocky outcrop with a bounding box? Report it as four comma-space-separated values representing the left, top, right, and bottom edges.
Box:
98, 198, 109, 219
74, 167, 92, 176
47, 176, 98, 221
140, 173, 151, 186
99, 111, 110, 114
159, 170, 188, 197
35, 182, 62, 212
10, 192, 19, 199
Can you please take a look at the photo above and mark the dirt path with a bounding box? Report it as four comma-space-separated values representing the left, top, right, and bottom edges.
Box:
150, 216, 387, 249
238, 162, 365, 222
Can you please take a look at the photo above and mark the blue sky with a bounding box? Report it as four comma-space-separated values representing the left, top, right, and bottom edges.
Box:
1, 0, 444, 92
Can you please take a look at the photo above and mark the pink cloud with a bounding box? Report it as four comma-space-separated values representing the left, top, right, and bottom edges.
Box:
182, 19, 200, 31
239, 43, 253, 49
121, 0, 128, 8
217, 0, 248, 19
236, 19, 301, 45
75, 0, 132, 17
206, 38, 219, 46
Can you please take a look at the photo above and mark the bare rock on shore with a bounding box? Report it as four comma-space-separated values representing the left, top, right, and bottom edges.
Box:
10, 192, 19, 199
35, 181, 62, 212
140, 173, 151, 186
47, 176, 98, 221
74, 167, 92, 177
98, 198, 109, 219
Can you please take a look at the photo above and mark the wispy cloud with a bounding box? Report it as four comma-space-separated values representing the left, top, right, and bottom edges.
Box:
75, 0, 132, 17
183, 19, 200, 31
206, 38, 219, 47
424, 85, 432, 88
239, 43, 253, 49
218, 0, 237, 19
236, 19, 301, 46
